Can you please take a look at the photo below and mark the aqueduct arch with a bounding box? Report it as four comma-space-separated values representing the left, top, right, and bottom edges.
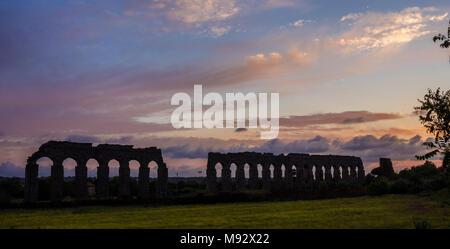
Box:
24, 141, 168, 202
206, 152, 365, 193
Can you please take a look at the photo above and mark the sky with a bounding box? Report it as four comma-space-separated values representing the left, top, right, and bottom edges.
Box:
1, 0, 450, 177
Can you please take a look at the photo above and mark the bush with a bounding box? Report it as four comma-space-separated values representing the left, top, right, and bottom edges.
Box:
0, 189, 11, 203
423, 176, 447, 192
364, 174, 376, 186
412, 217, 431, 229
0, 177, 24, 199
399, 161, 441, 182
335, 181, 351, 192
390, 179, 410, 194
318, 181, 329, 194
367, 178, 389, 196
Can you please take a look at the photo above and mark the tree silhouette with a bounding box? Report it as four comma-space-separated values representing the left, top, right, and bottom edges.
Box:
414, 88, 450, 171
433, 20, 450, 48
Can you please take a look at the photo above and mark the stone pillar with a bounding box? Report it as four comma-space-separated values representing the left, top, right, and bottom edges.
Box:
350, 165, 357, 184
333, 165, 341, 182
284, 164, 293, 190
342, 165, 349, 182
118, 159, 131, 198
50, 158, 64, 201
324, 164, 332, 183
96, 160, 109, 198
316, 165, 324, 182
157, 162, 168, 196
75, 159, 88, 199
307, 165, 315, 191
24, 161, 39, 202
295, 165, 304, 191
235, 162, 245, 191
357, 163, 365, 185
248, 163, 259, 189
272, 163, 282, 191
262, 162, 271, 191
206, 159, 217, 193
138, 161, 150, 199
221, 163, 232, 192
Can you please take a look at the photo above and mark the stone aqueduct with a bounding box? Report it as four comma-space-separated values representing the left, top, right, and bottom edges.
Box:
24, 141, 168, 202
206, 152, 365, 192
24, 141, 366, 202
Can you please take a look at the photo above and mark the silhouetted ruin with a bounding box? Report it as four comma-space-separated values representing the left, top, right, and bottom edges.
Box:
24, 141, 369, 202
24, 141, 167, 202
371, 158, 396, 179
206, 152, 365, 192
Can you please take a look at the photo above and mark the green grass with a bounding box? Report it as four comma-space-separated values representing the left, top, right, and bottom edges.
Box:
1, 194, 449, 229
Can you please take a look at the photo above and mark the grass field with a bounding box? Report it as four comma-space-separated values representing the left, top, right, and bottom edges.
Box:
1, 193, 450, 229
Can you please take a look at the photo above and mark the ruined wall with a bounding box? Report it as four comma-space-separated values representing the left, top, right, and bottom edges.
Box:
24, 141, 168, 202
206, 152, 365, 193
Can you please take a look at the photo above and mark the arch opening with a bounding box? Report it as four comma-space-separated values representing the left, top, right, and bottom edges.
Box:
148, 161, 158, 179
215, 162, 223, 178
36, 157, 53, 177
108, 159, 120, 177
257, 164, 263, 178
62, 157, 77, 178
86, 159, 99, 178
244, 163, 250, 179
230, 163, 237, 179
127, 160, 139, 178
312, 165, 316, 180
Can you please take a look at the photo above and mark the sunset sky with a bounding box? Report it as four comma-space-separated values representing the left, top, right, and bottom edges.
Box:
1, 0, 450, 177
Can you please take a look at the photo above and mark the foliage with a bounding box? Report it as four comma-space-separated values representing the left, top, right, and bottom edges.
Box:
414, 88, 450, 169
318, 181, 329, 194
432, 20, 450, 48
367, 177, 389, 196
395, 161, 449, 193
0, 177, 23, 198
433, 33, 450, 48
363, 173, 376, 186
389, 179, 410, 194
412, 217, 432, 229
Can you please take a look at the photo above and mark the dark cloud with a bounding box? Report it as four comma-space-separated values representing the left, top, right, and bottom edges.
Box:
164, 145, 213, 159
104, 136, 134, 144
341, 135, 392, 150
163, 136, 330, 159
0, 162, 25, 177
342, 117, 365, 124
161, 134, 431, 165
280, 111, 404, 127
337, 135, 430, 163
65, 135, 100, 143
168, 165, 204, 177
0, 162, 67, 177
254, 136, 331, 154
0, 134, 434, 177
64, 135, 135, 145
